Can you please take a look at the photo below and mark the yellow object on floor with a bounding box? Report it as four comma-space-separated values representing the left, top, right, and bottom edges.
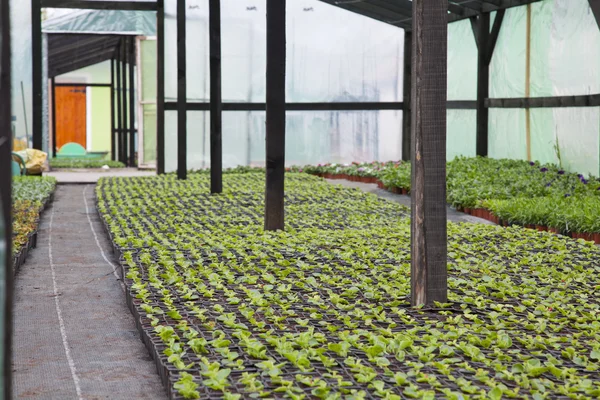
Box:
13, 149, 48, 175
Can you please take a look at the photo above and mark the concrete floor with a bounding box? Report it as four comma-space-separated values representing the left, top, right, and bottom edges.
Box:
325, 179, 495, 225
46, 168, 155, 184
12, 185, 165, 400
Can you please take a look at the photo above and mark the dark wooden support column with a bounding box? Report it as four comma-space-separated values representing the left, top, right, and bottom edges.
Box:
475, 13, 490, 157
410, 0, 448, 307
264, 0, 286, 231
32, 0, 43, 149
156, 0, 165, 174
51, 78, 57, 158
402, 31, 412, 162
473, 10, 505, 157
121, 38, 128, 164
110, 58, 116, 161
210, 0, 223, 193
116, 44, 123, 164
0, 0, 13, 396
128, 37, 136, 167
177, 0, 187, 180
590, 0, 600, 29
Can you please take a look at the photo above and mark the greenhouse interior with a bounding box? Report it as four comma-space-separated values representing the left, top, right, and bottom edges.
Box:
1, 0, 600, 399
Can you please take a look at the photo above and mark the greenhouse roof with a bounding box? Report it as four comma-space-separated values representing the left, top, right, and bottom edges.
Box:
43, 9, 156, 35
47, 33, 129, 77
43, 8, 154, 77
40, 0, 547, 78
320, 0, 543, 30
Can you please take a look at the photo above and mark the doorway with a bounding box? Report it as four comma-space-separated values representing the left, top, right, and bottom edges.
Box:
55, 85, 87, 150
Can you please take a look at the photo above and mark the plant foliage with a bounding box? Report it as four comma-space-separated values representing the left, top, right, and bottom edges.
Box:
97, 172, 600, 399
12, 176, 56, 256
50, 159, 126, 169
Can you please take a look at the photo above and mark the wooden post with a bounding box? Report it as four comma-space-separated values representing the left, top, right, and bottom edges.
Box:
177, 0, 187, 180
589, 0, 600, 30
51, 77, 57, 158
210, 0, 223, 193
402, 31, 412, 162
129, 37, 136, 167
411, 0, 448, 307
116, 44, 123, 164
110, 58, 116, 161
475, 13, 490, 157
265, 0, 286, 231
32, 0, 43, 149
0, 0, 13, 396
121, 38, 129, 164
156, 0, 165, 174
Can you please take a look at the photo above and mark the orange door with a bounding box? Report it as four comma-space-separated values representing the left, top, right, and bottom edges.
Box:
55, 86, 87, 150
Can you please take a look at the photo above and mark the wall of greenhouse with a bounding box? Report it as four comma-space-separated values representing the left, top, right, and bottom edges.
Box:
158, 0, 600, 175
160, 0, 404, 172
10, 0, 33, 149
10, 0, 600, 176
489, 0, 600, 176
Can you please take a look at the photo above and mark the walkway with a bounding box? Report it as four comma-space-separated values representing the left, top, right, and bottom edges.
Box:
12, 185, 165, 400
325, 179, 494, 224
47, 168, 155, 184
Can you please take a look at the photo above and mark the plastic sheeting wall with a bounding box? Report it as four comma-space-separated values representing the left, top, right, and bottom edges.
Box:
164, 110, 403, 172
10, 0, 32, 147
140, 38, 157, 166
163, 0, 404, 171
447, 19, 477, 160
489, 0, 600, 176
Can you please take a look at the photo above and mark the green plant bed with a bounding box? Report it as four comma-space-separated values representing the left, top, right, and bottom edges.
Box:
13, 176, 56, 203
296, 157, 600, 236
97, 173, 600, 399
12, 176, 56, 258
49, 158, 126, 169
482, 195, 600, 235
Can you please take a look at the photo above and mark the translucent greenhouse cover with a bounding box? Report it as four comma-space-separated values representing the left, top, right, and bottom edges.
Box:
488, 0, 600, 176
162, 0, 600, 176
9, 0, 600, 176
162, 0, 404, 172
43, 9, 157, 35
